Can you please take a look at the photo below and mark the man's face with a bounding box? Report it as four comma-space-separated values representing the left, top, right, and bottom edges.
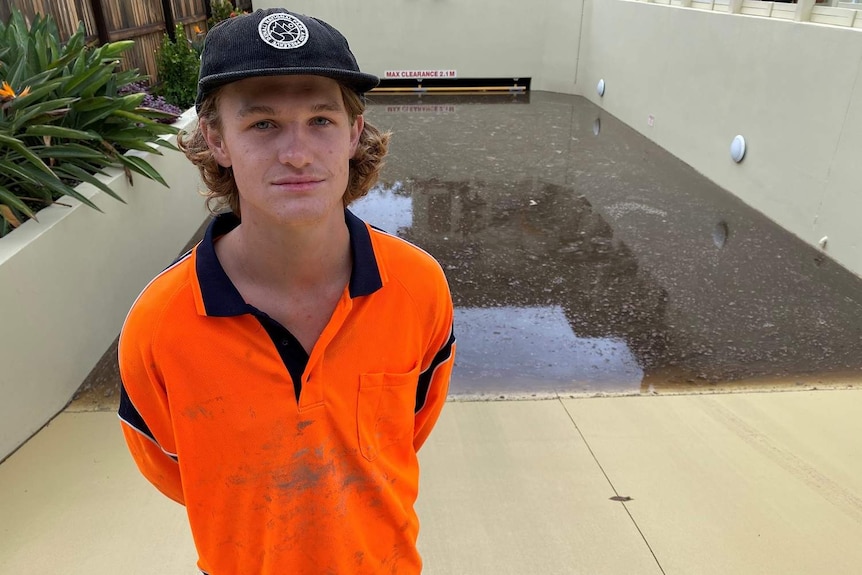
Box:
203, 75, 363, 227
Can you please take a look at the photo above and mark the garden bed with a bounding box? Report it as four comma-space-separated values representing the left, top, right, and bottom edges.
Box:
0, 108, 208, 461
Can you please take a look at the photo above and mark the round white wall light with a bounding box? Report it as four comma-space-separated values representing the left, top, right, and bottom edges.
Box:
730, 135, 746, 163
597, 79, 605, 97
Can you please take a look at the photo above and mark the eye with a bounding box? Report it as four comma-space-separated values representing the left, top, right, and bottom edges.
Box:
311, 117, 332, 127
252, 120, 274, 130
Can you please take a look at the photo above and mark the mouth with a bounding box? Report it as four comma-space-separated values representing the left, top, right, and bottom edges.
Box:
271, 177, 324, 192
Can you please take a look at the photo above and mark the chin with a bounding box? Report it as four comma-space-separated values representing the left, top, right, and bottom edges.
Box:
266, 201, 343, 227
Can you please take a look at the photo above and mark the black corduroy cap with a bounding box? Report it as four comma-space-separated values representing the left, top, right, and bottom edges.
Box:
195, 8, 379, 112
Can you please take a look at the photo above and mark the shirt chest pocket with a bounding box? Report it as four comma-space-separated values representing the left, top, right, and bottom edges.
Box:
357, 369, 419, 461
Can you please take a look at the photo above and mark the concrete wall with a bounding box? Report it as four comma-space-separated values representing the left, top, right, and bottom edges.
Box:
253, 0, 585, 94
256, 0, 862, 277
0, 109, 209, 461
578, 0, 862, 277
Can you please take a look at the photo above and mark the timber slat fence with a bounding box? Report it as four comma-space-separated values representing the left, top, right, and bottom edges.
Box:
2, 0, 253, 84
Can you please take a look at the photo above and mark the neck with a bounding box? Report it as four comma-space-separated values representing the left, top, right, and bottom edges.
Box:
219, 208, 352, 293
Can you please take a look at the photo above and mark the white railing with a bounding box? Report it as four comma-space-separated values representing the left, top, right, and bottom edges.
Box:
634, 0, 862, 28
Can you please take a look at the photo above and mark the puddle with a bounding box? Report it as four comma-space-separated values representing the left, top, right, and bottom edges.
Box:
354, 92, 862, 396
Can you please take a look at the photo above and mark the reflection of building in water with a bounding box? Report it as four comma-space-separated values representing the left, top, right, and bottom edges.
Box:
398, 178, 671, 390
360, 93, 862, 392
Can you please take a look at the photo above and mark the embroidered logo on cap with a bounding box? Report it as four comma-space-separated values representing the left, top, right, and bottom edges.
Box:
258, 13, 309, 50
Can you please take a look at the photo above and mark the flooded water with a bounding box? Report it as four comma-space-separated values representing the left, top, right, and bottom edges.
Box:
352, 91, 862, 397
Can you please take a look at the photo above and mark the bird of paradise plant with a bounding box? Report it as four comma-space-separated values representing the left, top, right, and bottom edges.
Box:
0, 9, 179, 237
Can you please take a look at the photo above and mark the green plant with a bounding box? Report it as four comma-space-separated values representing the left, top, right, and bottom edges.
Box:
208, 0, 248, 28
154, 24, 199, 110
0, 9, 179, 238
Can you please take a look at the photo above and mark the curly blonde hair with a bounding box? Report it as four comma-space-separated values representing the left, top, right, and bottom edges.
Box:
177, 85, 390, 215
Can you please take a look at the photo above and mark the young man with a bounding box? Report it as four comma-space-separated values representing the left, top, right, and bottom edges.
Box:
118, 8, 456, 574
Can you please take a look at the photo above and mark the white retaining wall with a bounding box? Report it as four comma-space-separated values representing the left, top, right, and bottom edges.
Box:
0, 109, 209, 460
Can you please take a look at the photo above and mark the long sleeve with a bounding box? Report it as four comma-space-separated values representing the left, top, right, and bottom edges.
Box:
119, 385, 184, 504
413, 283, 456, 451
117, 301, 185, 505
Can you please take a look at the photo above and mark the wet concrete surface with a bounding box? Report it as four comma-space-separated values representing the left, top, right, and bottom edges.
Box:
72, 90, 862, 410
351, 91, 862, 397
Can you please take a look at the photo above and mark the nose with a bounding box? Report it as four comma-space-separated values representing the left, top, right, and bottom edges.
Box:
276, 125, 313, 168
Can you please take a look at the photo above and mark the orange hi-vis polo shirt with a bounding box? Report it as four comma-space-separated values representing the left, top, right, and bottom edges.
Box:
118, 210, 456, 575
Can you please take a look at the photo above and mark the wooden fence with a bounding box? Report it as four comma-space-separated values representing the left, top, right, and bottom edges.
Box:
2, 0, 253, 83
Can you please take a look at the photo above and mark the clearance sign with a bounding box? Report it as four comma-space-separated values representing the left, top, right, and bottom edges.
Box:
384, 69, 458, 79
385, 105, 457, 113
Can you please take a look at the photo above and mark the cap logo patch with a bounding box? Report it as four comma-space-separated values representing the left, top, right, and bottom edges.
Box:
258, 13, 309, 50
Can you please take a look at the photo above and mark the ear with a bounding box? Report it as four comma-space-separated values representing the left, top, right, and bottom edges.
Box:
349, 115, 364, 158
200, 120, 232, 168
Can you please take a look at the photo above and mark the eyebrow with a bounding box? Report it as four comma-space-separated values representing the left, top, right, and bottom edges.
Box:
310, 100, 344, 114
235, 100, 344, 119
236, 104, 276, 119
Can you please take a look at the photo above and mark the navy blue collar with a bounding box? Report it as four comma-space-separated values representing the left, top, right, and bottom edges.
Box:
195, 210, 383, 317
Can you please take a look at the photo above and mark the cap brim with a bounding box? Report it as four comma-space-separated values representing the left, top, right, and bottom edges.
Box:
197, 68, 379, 109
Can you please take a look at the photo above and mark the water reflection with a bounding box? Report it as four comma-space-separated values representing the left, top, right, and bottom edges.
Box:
352, 92, 862, 395
358, 181, 412, 234
353, 177, 668, 395
453, 306, 642, 392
